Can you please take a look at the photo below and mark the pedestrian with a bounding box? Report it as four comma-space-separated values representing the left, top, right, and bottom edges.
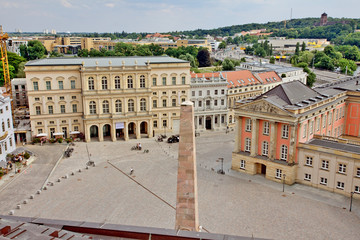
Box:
138, 143, 142, 150
130, 168, 134, 175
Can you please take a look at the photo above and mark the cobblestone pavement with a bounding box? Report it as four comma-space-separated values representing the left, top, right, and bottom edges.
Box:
2, 132, 360, 240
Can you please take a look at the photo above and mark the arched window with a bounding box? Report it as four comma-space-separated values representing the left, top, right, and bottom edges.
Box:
229, 115, 232, 123
7, 119, 10, 128
140, 75, 146, 88
102, 76, 108, 90
88, 77, 94, 90
114, 76, 121, 89
115, 100, 122, 113
89, 101, 96, 114
2, 122, 4, 131
262, 141, 269, 156
127, 76, 133, 88
140, 98, 146, 111
281, 145, 288, 161
102, 100, 109, 113
128, 99, 134, 112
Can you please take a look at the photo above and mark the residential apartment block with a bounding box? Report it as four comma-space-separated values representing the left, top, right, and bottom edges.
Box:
25, 56, 190, 142
232, 78, 360, 198
190, 73, 228, 132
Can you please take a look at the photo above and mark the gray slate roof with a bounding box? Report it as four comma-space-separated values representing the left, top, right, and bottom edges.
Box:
307, 139, 360, 154
25, 56, 188, 67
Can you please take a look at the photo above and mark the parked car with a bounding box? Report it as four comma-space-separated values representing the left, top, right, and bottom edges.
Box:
167, 135, 179, 143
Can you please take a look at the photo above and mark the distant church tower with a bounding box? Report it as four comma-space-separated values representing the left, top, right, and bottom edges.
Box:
320, 12, 328, 26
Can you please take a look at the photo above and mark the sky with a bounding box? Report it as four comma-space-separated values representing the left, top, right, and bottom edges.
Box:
0, 0, 359, 33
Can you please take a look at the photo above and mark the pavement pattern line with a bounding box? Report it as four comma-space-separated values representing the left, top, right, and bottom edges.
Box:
107, 160, 210, 233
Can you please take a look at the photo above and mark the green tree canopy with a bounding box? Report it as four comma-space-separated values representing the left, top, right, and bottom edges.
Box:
196, 49, 211, 67
222, 58, 235, 71
20, 40, 47, 60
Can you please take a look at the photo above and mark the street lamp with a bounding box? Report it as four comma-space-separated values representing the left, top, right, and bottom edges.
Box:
350, 192, 354, 212
216, 157, 225, 175
282, 174, 286, 192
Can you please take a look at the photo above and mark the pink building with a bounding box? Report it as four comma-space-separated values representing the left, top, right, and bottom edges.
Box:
232, 78, 360, 197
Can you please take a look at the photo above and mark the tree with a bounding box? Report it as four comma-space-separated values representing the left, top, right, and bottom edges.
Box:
301, 42, 306, 51
21, 40, 47, 60
222, 58, 235, 70
196, 49, 211, 67
16, 62, 26, 78
6, 51, 26, 73
315, 55, 335, 71
0, 64, 15, 86
179, 53, 197, 68
269, 56, 275, 64
299, 51, 314, 65
218, 41, 226, 49
148, 44, 164, 56
77, 49, 89, 57
306, 71, 316, 87
50, 51, 64, 58
295, 42, 300, 56
338, 58, 357, 75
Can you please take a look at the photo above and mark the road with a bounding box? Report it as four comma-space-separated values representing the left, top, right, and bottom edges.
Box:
0, 144, 66, 214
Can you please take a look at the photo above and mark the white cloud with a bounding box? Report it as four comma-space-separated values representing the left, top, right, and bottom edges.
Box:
0, 1, 20, 8
105, 3, 115, 8
61, 0, 73, 8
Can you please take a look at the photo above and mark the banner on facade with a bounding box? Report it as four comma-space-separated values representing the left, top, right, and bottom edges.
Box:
115, 122, 124, 129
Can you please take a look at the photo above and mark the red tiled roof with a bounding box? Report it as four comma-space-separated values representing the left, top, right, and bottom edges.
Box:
190, 72, 220, 79
224, 70, 260, 88
256, 71, 282, 85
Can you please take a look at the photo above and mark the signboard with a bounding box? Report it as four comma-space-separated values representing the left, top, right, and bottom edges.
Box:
115, 122, 124, 129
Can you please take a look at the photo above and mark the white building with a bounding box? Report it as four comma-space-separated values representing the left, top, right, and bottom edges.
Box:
0, 95, 16, 163
190, 73, 228, 132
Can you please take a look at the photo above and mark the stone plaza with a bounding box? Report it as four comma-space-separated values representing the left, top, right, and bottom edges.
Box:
0, 131, 359, 239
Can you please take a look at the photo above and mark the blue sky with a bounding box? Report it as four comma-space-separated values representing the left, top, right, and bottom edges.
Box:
1, 0, 359, 33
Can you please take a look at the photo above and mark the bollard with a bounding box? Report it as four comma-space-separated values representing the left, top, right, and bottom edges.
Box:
43, 186, 47, 190
16, 205, 21, 209
30, 195, 34, 199
78, 169, 82, 172
57, 178, 61, 182
9, 210, 14, 215
36, 190, 41, 194
23, 200, 28, 204
64, 174, 69, 179
71, 172, 75, 176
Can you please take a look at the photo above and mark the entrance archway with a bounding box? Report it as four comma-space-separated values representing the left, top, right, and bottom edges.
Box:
140, 121, 148, 137
90, 125, 99, 141
205, 116, 212, 130
128, 122, 136, 139
256, 163, 267, 175
103, 124, 111, 141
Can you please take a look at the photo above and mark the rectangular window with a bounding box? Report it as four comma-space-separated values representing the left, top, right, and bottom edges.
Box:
316, 118, 320, 131
153, 120, 157, 128
162, 120, 167, 127
303, 124, 307, 138
215, 90, 218, 95
263, 121, 269, 135
262, 141, 269, 156
192, 91, 195, 97
245, 138, 251, 152
221, 89, 225, 94
72, 96, 76, 99
320, 177, 327, 185
48, 105, 53, 114
328, 112, 332, 125
72, 104, 77, 113
338, 164, 346, 174
221, 99, 224, 105
33, 82, 39, 91
305, 157, 313, 166
153, 100, 157, 108
355, 186, 360, 194
71, 80, 76, 89
199, 91, 202, 96
282, 125, 289, 138
172, 99, 176, 107
240, 160, 245, 169
182, 76, 185, 85
162, 99, 167, 107
60, 105, 65, 113
46, 81, 51, 90
356, 168, 360, 177
275, 169, 282, 179
47, 97, 52, 101
88, 79, 94, 90
60, 96, 64, 100
336, 181, 344, 190
304, 173, 311, 181
214, 100, 218, 106
58, 81, 64, 90
162, 77, 166, 85
152, 78, 157, 86
36, 106, 41, 115
172, 77, 176, 85
198, 101, 202, 107
321, 160, 329, 170
309, 121, 313, 135
207, 90, 210, 95
246, 119, 252, 132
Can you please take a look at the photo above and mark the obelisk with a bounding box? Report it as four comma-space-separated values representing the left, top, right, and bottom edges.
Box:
175, 101, 199, 231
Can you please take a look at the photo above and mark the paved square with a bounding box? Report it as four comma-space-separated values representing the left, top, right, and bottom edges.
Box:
1, 132, 359, 240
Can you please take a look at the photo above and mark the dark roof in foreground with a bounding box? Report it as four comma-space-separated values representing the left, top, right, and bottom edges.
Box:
307, 139, 360, 154
0, 215, 268, 240
25, 56, 189, 67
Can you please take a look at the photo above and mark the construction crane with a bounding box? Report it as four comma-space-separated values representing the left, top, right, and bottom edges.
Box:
0, 25, 11, 96
0, 25, 15, 126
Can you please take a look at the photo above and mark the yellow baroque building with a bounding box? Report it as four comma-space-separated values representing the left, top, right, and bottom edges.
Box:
25, 56, 190, 142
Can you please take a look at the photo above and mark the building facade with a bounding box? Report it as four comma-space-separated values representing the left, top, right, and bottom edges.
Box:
25, 56, 190, 142
232, 78, 360, 198
11, 78, 28, 108
190, 73, 228, 132
0, 95, 16, 163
